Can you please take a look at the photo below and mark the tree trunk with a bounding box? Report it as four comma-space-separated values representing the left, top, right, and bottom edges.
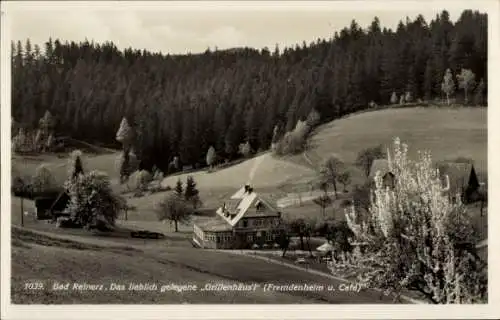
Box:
306, 236, 313, 257
365, 163, 371, 177
332, 181, 338, 197
464, 89, 468, 104
174, 220, 178, 232
299, 235, 304, 251
21, 197, 24, 227
446, 93, 450, 105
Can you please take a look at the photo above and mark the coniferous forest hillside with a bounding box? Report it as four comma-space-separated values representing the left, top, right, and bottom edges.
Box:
11, 10, 487, 172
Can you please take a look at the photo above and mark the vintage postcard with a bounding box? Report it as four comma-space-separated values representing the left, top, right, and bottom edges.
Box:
1, 0, 499, 319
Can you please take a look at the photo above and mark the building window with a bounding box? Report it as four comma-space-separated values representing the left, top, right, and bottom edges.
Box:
256, 201, 264, 211
247, 234, 253, 242
266, 232, 272, 241
243, 220, 248, 228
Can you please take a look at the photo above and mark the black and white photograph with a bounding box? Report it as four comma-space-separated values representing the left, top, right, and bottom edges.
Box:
0, 0, 498, 319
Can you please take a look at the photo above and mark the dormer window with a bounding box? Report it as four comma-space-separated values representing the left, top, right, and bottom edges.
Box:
255, 200, 264, 211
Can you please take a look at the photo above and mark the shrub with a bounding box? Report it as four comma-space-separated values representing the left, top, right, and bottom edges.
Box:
306, 108, 321, 127
239, 141, 252, 158
206, 146, 217, 167
343, 137, 487, 303
134, 170, 153, 191
32, 164, 57, 194
116, 151, 139, 184
390, 92, 398, 104
272, 119, 312, 156
65, 170, 126, 230
405, 91, 413, 103
11, 171, 33, 198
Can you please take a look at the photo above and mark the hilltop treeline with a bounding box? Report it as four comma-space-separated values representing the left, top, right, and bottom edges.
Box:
11, 10, 487, 171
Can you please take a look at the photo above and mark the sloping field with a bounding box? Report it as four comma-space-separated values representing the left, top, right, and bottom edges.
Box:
11, 228, 395, 304
161, 153, 317, 194
12, 152, 121, 185
302, 106, 487, 174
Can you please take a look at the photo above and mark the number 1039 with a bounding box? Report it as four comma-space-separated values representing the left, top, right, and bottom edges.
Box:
25, 282, 44, 290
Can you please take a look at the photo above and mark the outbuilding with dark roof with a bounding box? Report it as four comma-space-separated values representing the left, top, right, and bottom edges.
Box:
437, 162, 480, 203
368, 159, 395, 189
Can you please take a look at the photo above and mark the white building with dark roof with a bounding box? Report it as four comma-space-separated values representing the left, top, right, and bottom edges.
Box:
192, 185, 285, 249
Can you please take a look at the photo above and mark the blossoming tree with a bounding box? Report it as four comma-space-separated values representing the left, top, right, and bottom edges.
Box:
342, 138, 487, 303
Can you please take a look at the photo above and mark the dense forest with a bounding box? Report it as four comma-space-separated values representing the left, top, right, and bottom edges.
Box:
11, 10, 487, 172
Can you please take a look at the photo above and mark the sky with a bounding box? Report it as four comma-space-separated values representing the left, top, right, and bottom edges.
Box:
2, 1, 494, 55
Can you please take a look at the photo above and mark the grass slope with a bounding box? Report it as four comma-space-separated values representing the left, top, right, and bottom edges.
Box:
158, 153, 317, 209
161, 153, 315, 191
302, 106, 487, 173
12, 152, 121, 185
11, 228, 395, 304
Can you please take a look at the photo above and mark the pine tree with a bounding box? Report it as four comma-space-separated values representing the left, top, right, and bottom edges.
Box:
174, 178, 183, 196
68, 150, 84, 182
12, 128, 27, 153
9, 10, 488, 174
184, 175, 200, 208
245, 106, 260, 151
424, 59, 434, 101
474, 78, 486, 106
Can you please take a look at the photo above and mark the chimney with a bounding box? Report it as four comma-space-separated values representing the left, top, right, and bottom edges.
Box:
248, 187, 254, 194
244, 184, 250, 193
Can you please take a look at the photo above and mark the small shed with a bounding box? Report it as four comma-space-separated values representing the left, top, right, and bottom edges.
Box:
369, 159, 395, 189
34, 191, 71, 220
437, 162, 480, 203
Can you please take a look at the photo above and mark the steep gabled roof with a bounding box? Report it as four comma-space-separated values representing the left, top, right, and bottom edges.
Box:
194, 216, 232, 232
369, 159, 391, 179
227, 192, 258, 226
50, 191, 71, 212
223, 199, 242, 215
231, 186, 249, 199
217, 189, 280, 227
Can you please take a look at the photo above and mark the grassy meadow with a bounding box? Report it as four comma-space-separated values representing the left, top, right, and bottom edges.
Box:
11, 228, 394, 304
301, 106, 487, 172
